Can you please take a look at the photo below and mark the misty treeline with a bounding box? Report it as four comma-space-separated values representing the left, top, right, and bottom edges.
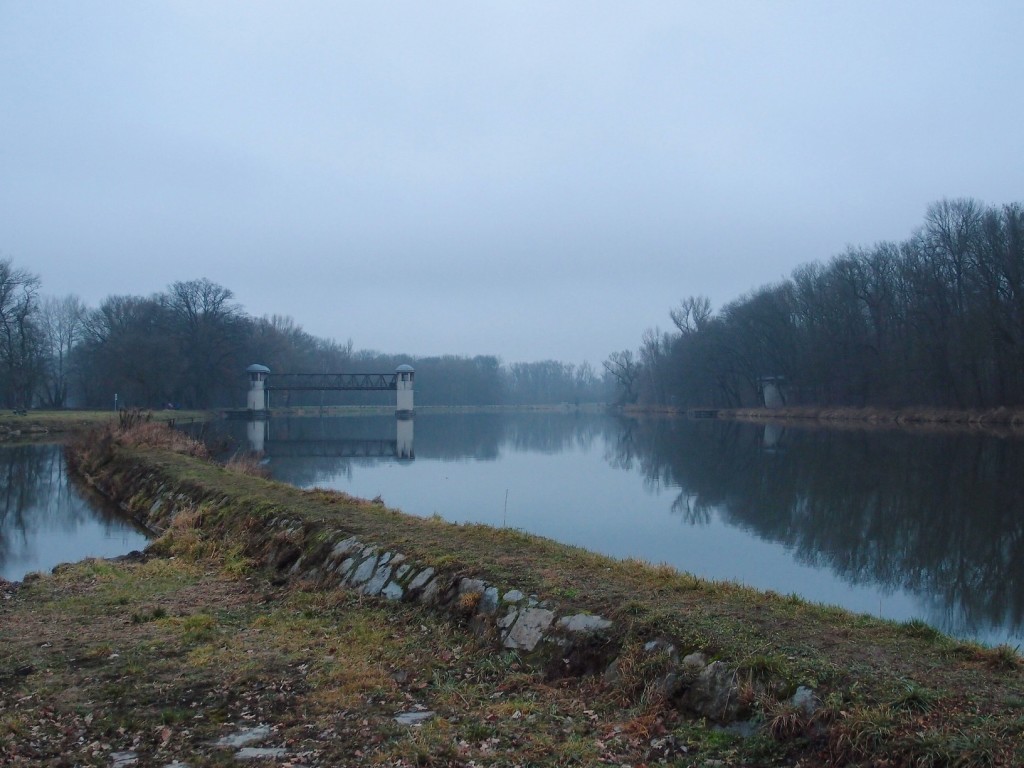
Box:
0, 270, 610, 410
606, 198, 1024, 410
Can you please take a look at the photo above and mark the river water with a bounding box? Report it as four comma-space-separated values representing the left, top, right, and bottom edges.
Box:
0, 443, 150, 582
220, 412, 1024, 646
8, 415, 1021, 647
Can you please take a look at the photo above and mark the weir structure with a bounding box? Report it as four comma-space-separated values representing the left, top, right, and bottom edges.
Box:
246, 363, 415, 417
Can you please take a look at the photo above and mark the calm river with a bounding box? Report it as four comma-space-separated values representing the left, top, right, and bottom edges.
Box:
0, 443, 150, 582
216, 412, 1024, 647
11, 416, 1018, 647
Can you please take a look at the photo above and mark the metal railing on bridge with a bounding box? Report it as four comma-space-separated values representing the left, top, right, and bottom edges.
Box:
264, 373, 398, 392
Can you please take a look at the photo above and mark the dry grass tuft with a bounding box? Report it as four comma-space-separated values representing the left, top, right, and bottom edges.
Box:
224, 451, 270, 478
457, 590, 482, 614
114, 409, 209, 457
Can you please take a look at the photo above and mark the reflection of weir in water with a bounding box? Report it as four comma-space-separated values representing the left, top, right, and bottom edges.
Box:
246, 418, 414, 460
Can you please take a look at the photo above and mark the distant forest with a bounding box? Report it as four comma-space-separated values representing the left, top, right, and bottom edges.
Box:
605, 198, 1024, 410
4, 197, 1022, 412
0, 268, 610, 410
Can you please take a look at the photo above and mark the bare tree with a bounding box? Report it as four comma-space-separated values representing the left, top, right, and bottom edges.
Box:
77, 294, 175, 408
0, 259, 43, 407
165, 279, 244, 407
39, 294, 85, 407
603, 349, 641, 404
670, 295, 712, 335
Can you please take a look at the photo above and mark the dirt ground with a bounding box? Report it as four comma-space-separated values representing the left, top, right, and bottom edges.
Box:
1, 553, 790, 768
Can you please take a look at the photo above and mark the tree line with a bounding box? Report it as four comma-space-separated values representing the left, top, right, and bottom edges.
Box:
0, 272, 610, 410
605, 198, 1024, 409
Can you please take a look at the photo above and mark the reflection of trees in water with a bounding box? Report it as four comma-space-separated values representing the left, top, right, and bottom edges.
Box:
1, 445, 56, 560
670, 492, 711, 526
0, 444, 131, 572
615, 418, 1024, 639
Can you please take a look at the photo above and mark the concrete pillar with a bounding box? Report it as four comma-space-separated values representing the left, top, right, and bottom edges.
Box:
396, 364, 414, 417
759, 376, 784, 409
246, 364, 271, 412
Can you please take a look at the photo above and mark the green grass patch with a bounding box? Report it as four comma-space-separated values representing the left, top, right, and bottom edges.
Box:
44, 434, 1024, 768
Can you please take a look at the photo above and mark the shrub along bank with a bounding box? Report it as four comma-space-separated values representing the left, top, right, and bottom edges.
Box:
50, 423, 1024, 765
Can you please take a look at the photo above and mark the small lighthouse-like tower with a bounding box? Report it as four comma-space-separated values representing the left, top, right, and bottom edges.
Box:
247, 364, 271, 414
396, 364, 414, 417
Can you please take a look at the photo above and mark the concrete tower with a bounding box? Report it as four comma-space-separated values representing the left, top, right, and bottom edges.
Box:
247, 364, 271, 413
396, 364, 414, 417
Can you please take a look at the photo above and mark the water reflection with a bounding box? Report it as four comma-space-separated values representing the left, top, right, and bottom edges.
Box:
0, 444, 150, 581
623, 418, 1024, 642
203, 413, 1024, 644
244, 415, 415, 459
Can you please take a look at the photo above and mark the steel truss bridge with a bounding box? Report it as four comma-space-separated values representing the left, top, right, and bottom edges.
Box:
264, 373, 399, 392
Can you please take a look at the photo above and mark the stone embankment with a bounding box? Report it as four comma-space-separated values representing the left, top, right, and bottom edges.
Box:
70, 443, 815, 732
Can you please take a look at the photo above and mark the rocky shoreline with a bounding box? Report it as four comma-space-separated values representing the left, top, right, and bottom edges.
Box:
3, 425, 1018, 766
71, 440, 815, 734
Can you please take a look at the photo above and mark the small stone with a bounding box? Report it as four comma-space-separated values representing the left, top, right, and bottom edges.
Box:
681, 651, 707, 670
394, 710, 435, 725
407, 567, 435, 591
790, 686, 818, 716
382, 581, 404, 601
418, 577, 441, 605
337, 557, 356, 578
459, 578, 486, 596
678, 661, 740, 722
480, 586, 499, 615
379, 552, 393, 566
331, 536, 361, 559
349, 556, 378, 586
110, 752, 138, 767
363, 564, 393, 596
503, 607, 555, 651
502, 589, 525, 603
497, 608, 519, 629
646, 639, 676, 655
211, 725, 272, 748
234, 747, 288, 760
603, 657, 621, 684
557, 614, 613, 633
395, 564, 411, 581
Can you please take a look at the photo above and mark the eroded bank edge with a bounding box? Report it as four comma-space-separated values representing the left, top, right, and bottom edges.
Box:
69, 444, 822, 732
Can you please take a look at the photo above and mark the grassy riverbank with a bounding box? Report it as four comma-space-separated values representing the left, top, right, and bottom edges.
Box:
719, 406, 1024, 430
2, 422, 1023, 766
3, 555, 693, 767
0, 409, 211, 440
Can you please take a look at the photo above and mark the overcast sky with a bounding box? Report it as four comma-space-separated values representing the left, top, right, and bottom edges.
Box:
2, 2, 1022, 366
